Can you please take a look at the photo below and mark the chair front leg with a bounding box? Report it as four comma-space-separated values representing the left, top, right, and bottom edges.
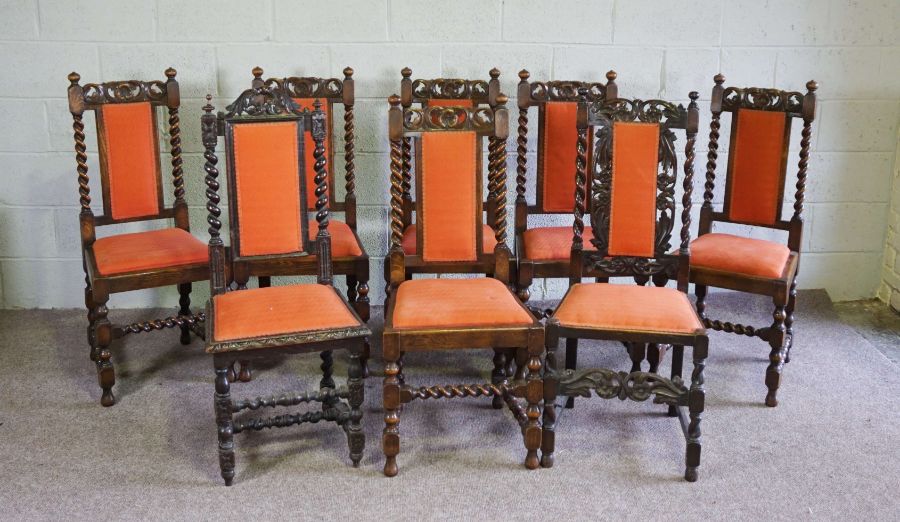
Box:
320, 350, 338, 409
628, 343, 646, 373
346, 274, 358, 303
355, 277, 371, 378
213, 357, 235, 486
84, 273, 97, 361
668, 344, 684, 417
92, 290, 115, 407
564, 337, 578, 408
178, 282, 192, 345
784, 275, 798, 363
382, 345, 401, 477
491, 348, 508, 409
541, 327, 559, 468
765, 299, 788, 407
523, 344, 543, 470
346, 346, 365, 467
685, 340, 707, 482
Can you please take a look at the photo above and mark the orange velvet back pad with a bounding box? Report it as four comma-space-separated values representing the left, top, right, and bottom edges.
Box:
99, 102, 161, 220
231, 121, 304, 257
608, 121, 660, 258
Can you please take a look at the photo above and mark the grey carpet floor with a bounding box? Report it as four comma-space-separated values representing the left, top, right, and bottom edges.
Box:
1, 290, 898, 520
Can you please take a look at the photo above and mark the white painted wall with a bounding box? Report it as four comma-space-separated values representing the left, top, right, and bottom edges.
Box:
1, 0, 898, 309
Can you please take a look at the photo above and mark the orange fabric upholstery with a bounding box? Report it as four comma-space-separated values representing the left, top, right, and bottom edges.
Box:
100, 102, 160, 220
292, 98, 331, 210
309, 220, 363, 258
691, 233, 791, 279
213, 284, 360, 342
728, 109, 788, 225
232, 121, 303, 257
522, 226, 595, 261
402, 224, 496, 256
420, 131, 478, 262
541, 102, 583, 212
93, 228, 207, 276
392, 278, 533, 330
608, 122, 659, 257
554, 283, 703, 334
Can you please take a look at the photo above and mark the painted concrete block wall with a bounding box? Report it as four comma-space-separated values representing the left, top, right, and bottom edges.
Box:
0, 0, 898, 309
877, 128, 900, 311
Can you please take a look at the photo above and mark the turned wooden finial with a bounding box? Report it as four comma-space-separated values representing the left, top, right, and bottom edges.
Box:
68, 71, 80, 84
203, 94, 213, 113
165, 67, 177, 79
806, 80, 819, 92
252, 66, 263, 79
313, 98, 323, 111
343, 66, 354, 78
606, 70, 617, 82
388, 94, 401, 106
518, 69, 530, 80
496, 93, 508, 105
714, 73, 725, 85
689, 91, 699, 102
401, 67, 412, 79
489, 68, 501, 79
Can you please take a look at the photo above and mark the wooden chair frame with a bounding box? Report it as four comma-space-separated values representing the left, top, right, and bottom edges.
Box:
382, 67, 508, 297
542, 92, 709, 481
216, 66, 371, 379
694, 75, 818, 407
381, 93, 545, 477
67, 68, 208, 407
201, 88, 369, 486
513, 69, 618, 301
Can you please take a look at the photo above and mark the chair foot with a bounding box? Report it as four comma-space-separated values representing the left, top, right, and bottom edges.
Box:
525, 451, 539, 470
540, 453, 554, 468
564, 396, 574, 409
667, 405, 678, 417
224, 477, 233, 487
765, 394, 778, 408
237, 361, 252, 382
100, 388, 116, 407
384, 457, 398, 477
685, 467, 699, 482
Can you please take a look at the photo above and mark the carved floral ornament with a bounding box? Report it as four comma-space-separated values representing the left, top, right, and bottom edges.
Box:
722, 86, 803, 113
530, 81, 606, 101
581, 98, 683, 276
402, 106, 496, 132
82, 80, 167, 104
411, 78, 489, 100
263, 77, 342, 99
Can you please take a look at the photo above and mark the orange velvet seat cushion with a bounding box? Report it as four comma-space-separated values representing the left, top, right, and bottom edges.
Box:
691, 233, 791, 279
213, 284, 360, 342
93, 228, 208, 276
401, 224, 497, 256
100, 102, 161, 220
522, 226, 595, 261
392, 278, 533, 330
309, 220, 363, 258
554, 283, 703, 334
